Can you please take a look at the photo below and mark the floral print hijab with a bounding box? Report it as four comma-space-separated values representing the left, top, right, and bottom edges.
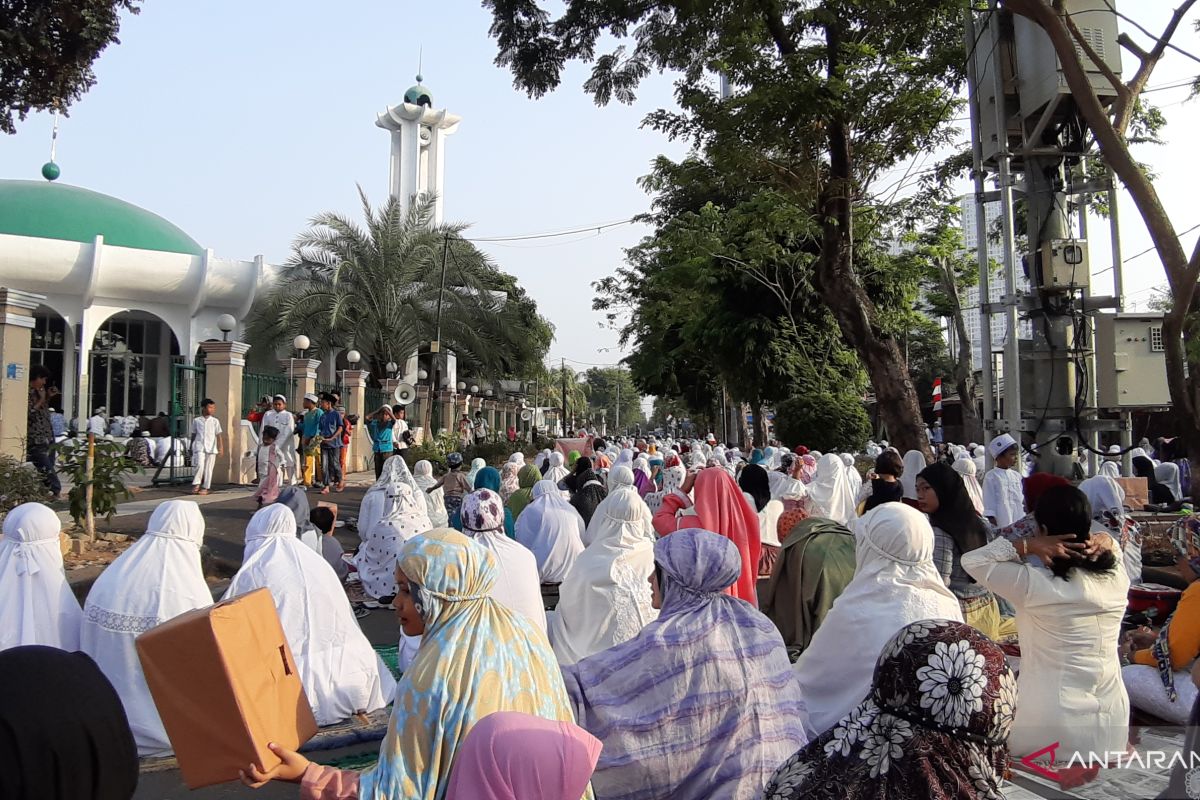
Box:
764, 619, 1014, 800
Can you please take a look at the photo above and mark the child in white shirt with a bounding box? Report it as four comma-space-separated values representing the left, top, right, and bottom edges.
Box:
982, 433, 1024, 528
190, 399, 223, 495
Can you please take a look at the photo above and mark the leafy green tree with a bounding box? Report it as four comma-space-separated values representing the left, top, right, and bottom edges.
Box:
581, 367, 644, 433
897, 206, 984, 442
484, 0, 967, 457
0, 0, 140, 134
773, 378, 872, 454
247, 191, 552, 384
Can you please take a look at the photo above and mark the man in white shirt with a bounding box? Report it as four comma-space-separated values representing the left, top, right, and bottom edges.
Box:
982, 433, 1024, 528
392, 405, 410, 451
473, 410, 489, 445
190, 399, 224, 495
87, 407, 108, 437
261, 395, 297, 485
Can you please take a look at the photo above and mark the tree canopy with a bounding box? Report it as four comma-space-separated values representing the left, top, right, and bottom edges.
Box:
247, 191, 553, 384
0, 0, 139, 134
486, 0, 970, 456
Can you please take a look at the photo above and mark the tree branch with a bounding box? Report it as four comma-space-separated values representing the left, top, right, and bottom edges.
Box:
1063, 11, 1126, 98
759, 0, 796, 57
1111, 0, 1197, 133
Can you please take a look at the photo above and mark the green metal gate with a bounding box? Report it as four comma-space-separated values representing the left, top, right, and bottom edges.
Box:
152, 363, 207, 486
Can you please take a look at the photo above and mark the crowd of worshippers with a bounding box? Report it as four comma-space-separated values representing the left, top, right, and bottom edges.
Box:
1, 429, 1199, 800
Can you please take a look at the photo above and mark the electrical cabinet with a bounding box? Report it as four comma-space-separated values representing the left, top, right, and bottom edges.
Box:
973, 9, 1021, 167
1013, 0, 1123, 119
1039, 239, 1090, 291
1095, 313, 1171, 409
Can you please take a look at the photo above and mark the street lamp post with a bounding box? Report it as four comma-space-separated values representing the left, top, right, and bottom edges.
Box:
290, 334, 310, 408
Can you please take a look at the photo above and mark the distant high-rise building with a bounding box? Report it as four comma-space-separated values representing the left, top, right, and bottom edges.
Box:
959, 196, 1031, 371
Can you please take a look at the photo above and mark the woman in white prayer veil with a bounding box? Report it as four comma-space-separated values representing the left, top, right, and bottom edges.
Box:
612, 448, 635, 472
543, 450, 571, 487
807, 454, 858, 527
972, 444, 987, 476
224, 505, 394, 726
839, 453, 862, 500
953, 456, 987, 516
358, 455, 421, 545
81, 500, 211, 755
549, 466, 658, 665
412, 459, 449, 527
515, 480, 586, 583
794, 503, 962, 737
0, 502, 82, 652
355, 472, 433, 603
900, 449, 928, 499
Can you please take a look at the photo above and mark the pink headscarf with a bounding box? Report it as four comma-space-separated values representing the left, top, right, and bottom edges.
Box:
799, 454, 818, 485
445, 711, 601, 800
688, 468, 762, 606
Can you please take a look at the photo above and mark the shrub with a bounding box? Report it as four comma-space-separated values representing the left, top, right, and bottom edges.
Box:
773, 389, 871, 454
55, 438, 142, 527
0, 454, 55, 519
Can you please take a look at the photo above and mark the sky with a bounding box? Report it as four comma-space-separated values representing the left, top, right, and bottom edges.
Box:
0, 2, 1197, 397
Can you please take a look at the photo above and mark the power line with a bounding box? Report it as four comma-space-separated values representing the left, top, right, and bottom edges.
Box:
466, 218, 636, 243
1092, 221, 1200, 274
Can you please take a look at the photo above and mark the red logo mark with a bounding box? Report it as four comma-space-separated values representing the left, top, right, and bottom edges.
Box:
1020, 742, 1060, 781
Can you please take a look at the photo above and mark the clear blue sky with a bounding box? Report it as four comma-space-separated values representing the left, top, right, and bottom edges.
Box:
0, 2, 1196, 382
0, 0, 687, 377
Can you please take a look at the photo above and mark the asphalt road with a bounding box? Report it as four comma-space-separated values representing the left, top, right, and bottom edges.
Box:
82, 477, 398, 799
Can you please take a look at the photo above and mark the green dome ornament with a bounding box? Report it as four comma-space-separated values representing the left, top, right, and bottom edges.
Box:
404, 74, 433, 107
41, 161, 60, 182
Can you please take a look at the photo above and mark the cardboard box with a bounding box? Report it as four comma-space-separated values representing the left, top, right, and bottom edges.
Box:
1116, 476, 1149, 511
135, 588, 318, 788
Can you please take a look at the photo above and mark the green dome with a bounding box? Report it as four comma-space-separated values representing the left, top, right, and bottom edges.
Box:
404, 74, 433, 107
0, 180, 204, 256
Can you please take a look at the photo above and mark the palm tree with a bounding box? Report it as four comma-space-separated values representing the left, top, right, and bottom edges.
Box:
248, 190, 541, 382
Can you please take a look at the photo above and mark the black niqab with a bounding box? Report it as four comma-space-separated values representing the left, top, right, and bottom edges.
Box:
0, 646, 138, 799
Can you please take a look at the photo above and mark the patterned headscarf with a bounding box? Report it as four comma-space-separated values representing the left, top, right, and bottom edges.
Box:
460, 489, 506, 535
776, 506, 811, 543
763, 619, 1014, 800
359, 530, 586, 800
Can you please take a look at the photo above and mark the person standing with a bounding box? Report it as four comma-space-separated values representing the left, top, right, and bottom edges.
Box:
458, 414, 473, 450
261, 395, 296, 486
299, 393, 321, 487
982, 433, 1024, 528
391, 405, 410, 452
317, 394, 343, 495
473, 410, 489, 446
190, 399, 223, 496
26, 365, 61, 499
366, 405, 396, 479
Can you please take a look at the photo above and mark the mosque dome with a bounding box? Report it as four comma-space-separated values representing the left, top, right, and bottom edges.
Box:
404, 74, 433, 107
0, 180, 204, 256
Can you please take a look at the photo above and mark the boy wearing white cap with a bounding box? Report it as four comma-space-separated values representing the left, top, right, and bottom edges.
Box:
982, 433, 1024, 528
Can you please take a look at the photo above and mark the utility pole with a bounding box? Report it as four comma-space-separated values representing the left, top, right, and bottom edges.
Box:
615, 371, 620, 436
561, 358, 568, 437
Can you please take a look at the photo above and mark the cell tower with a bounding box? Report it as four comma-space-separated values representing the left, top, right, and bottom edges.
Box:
964, 0, 1169, 474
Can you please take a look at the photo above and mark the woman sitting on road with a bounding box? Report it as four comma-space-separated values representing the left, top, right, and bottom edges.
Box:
241, 529, 584, 800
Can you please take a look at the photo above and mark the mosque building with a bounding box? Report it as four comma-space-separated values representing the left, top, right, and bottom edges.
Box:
0, 74, 458, 425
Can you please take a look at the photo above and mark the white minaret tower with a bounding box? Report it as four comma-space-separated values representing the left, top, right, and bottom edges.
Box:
375, 75, 461, 224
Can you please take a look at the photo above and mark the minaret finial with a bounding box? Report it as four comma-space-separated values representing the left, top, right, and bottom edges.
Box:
42, 106, 61, 181
417, 47, 423, 83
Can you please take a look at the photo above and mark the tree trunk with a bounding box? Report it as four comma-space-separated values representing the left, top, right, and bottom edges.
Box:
817, 23, 932, 462
941, 257, 984, 443
755, 403, 770, 447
